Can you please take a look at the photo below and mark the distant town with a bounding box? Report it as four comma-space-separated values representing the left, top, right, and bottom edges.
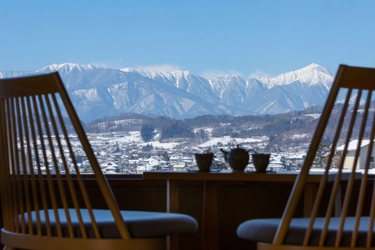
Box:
81, 130, 307, 175
75, 110, 326, 174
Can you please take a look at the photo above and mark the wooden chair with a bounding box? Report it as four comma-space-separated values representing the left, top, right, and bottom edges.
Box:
0, 72, 198, 250
237, 65, 375, 249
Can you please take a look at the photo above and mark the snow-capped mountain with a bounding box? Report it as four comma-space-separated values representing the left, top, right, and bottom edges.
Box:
261, 63, 332, 88
0, 63, 334, 122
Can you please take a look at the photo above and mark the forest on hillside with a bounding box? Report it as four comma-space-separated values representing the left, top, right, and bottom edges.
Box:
84, 105, 327, 151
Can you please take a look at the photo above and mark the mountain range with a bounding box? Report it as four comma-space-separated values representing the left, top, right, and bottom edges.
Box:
0, 63, 334, 122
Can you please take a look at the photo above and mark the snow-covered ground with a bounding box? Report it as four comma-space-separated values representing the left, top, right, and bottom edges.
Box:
81, 130, 309, 174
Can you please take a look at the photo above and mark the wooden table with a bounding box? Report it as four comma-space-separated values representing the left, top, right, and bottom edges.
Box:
143, 170, 357, 250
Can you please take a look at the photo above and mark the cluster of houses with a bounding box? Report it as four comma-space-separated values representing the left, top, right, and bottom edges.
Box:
23, 131, 375, 175
75, 132, 308, 174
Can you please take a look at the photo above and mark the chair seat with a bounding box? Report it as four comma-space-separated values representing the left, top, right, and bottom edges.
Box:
26, 209, 198, 238
237, 217, 375, 247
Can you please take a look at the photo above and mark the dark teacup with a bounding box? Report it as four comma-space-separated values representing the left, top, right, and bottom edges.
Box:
252, 153, 271, 173
195, 153, 214, 172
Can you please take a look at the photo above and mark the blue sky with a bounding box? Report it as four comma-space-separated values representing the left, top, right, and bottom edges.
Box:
1, 0, 374, 78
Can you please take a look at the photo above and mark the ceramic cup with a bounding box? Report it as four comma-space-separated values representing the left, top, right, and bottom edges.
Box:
252, 153, 271, 173
194, 153, 214, 172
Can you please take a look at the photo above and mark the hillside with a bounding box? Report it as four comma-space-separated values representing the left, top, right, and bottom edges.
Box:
84, 106, 324, 152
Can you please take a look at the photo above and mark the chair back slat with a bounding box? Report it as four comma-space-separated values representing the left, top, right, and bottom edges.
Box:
350, 91, 375, 247
305, 88, 354, 244
30, 96, 48, 235
0, 72, 130, 240
274, 65, 375, 247
38, 93, 79, 238
17, 96, 36, 235
9, 97, 27, 234
327, 88, 363, 247
21, 96, 43, 236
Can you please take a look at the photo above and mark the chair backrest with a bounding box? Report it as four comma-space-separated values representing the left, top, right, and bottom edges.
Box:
0, 72, 130, 239
275, 65, 375, 247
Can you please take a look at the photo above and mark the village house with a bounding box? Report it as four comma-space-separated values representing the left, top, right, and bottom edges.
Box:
337, 139, 375, 170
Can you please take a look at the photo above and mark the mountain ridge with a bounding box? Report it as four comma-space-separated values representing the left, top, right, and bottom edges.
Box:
0, 63, 334, 122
